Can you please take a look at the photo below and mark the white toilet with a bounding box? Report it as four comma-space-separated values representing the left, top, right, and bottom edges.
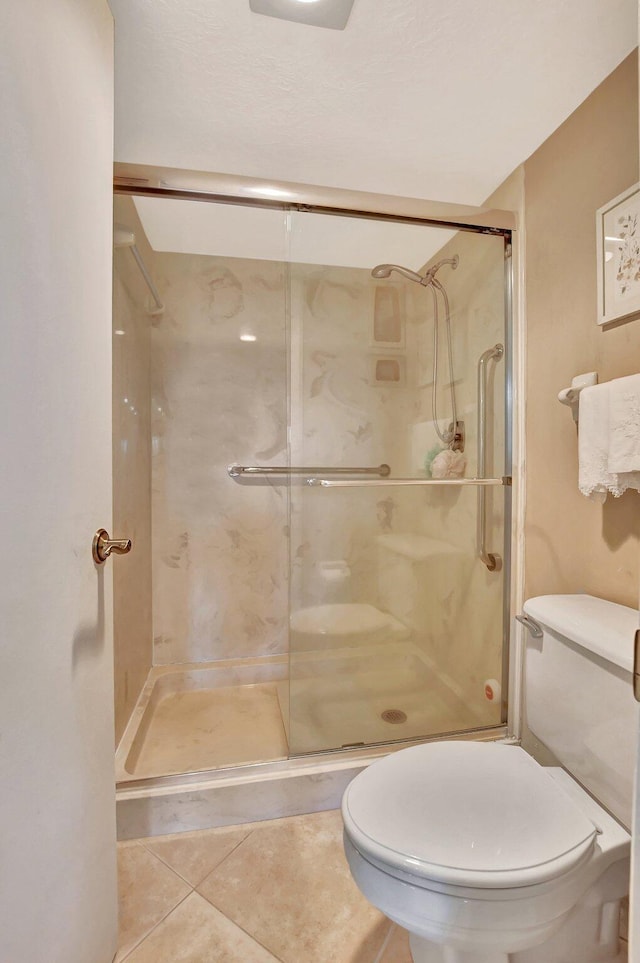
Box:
342, 594, 638, 962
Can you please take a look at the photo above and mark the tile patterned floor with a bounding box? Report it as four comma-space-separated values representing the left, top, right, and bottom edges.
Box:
116, 810, 411, 963
117, 809, 629, 963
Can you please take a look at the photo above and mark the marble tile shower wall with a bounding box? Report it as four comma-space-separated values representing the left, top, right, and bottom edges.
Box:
151, 255, 289, 665
151, 255, 420, 665
289, 265, 421, 614
149, 243, 506, 716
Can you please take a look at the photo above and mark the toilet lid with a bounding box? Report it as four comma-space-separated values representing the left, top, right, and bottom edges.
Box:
290, 604, 390, 637
342, 742, 598, 888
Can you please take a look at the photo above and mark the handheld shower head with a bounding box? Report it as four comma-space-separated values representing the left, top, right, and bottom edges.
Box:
371, 256, 459, 286
370, 263, 427, 285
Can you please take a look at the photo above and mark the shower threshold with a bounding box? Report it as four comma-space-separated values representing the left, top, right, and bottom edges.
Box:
116, 724, 509, 839
115, 646, 508, 839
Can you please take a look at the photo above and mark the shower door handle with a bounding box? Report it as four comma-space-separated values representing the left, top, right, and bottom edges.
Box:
92, 528, 132, 565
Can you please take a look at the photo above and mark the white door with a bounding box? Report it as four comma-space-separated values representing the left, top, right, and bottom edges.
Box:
0, 3, 117, 962
631, 619, 640, 958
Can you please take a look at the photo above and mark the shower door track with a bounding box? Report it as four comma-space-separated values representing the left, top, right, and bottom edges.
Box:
113, 164, 515, 235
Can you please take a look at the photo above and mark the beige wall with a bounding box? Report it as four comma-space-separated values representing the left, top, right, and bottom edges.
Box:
524, 51, 640, 609
113, 195, 154, 742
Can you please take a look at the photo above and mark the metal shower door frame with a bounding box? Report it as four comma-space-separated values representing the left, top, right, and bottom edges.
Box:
113, 162, 515, 740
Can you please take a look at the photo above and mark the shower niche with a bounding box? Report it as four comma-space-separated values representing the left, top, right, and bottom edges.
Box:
112, 178, 511, 789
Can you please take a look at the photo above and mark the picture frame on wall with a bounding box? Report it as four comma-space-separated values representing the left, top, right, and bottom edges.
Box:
596, 182, 640, 325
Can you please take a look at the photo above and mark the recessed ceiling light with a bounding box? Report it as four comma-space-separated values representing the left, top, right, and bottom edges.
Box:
249, 0, 355, 30
240, 333, 257, 342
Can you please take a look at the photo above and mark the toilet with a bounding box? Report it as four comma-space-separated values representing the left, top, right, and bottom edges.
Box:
342, 594, 638, 962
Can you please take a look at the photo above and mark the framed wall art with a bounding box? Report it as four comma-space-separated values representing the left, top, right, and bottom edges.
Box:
596, 182, 640, 325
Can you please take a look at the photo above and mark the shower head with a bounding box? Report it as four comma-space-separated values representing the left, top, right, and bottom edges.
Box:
370, 263, 427, 285
371, 256, 459, 285
114, 224, 136, 249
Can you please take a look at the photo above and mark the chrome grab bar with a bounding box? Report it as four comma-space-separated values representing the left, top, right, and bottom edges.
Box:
477, 344, 504, 572
309, 476, 511, 488
228, 463, 391, 479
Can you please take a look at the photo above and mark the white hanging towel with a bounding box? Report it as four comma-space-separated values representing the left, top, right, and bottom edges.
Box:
608, 373, 640, 495
578, 383, 610, 503
578, 376, 640, 501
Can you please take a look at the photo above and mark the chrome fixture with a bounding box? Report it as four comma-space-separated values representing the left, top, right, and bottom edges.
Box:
371, 257, 459, 287
310, 476, 511, 488
249, 0, 355, 30
114, 224, 164, 315
634, 629, 640, 702
228, 463, 390, 479
371, 256, 460, 451
92, 528, 132, 565
477, 344, 504, 572
515, 614, 543, 639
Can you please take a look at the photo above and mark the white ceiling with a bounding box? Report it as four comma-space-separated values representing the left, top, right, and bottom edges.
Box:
110, 0, 637, 206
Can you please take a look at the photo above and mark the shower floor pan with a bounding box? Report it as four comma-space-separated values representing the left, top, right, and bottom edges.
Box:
117, 642, 489, 783
116, 657, 290, 783
115, 644, 505, 838
289, 645, 485, 754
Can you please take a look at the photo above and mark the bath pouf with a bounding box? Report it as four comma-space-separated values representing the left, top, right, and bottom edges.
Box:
431, 448, 467, 479
424, 444, 445, 478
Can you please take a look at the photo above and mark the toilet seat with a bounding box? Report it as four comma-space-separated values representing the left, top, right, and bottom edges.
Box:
342, 742, 598, 889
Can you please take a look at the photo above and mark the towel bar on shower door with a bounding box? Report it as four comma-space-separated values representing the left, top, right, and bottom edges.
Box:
307, 476, 511, 487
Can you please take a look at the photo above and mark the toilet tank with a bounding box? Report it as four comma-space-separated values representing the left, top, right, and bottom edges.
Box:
524, 594, 638, 828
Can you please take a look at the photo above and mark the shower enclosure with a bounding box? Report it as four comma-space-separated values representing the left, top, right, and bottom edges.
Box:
112, 169, 512, 787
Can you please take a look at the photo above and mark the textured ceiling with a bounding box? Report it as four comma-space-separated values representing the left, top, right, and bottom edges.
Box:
110, 0, 637, 205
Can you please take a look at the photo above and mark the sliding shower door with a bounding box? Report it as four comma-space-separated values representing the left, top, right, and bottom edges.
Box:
114, 180, 511, 772
286, 211, 509, 755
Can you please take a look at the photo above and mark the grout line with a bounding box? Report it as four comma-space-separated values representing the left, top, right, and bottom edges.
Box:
137, 839, 196, 886
194, 882, 283, 962
199, 828, 256, 878
138, 830, 254, 888
115, 890, 193, 962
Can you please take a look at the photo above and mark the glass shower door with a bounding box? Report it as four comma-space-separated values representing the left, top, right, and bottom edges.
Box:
286, 211, 509, 755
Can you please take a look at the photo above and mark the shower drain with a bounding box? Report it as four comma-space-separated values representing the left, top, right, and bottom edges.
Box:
381, 709, 407, 725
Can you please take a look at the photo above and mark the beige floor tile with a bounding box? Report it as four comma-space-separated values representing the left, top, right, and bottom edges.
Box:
198, 809, 389, 963
144, 825, 251, 886
123, 892, 280, 963
117, 841, 191, 959
132, 683, 288, 777
378, 925, 412, 963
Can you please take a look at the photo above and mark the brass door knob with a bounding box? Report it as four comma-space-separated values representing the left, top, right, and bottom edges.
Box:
92, 528, 132, 565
